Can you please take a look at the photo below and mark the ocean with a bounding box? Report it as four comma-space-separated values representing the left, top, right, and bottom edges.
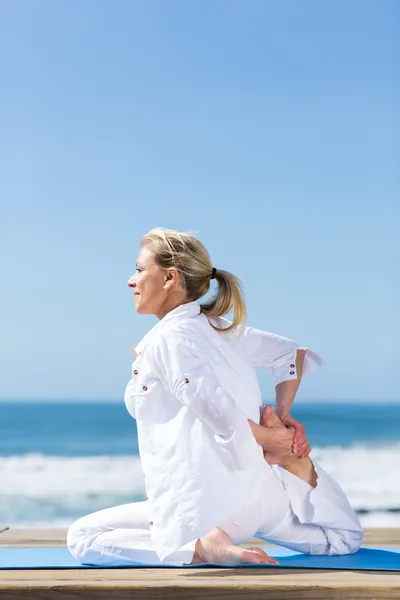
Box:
1, 401, 399, 529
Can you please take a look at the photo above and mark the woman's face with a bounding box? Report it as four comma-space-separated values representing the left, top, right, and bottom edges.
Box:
127, 246, 183, 316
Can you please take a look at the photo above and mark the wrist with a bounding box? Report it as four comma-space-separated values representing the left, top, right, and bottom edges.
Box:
276, 409, 290, 422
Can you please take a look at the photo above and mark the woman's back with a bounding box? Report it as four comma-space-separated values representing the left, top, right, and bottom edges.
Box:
124, 300, 269, 560
189, 312, 264, 422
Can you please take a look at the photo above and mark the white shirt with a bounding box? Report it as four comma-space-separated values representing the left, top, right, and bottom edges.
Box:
124, 300, 324, 561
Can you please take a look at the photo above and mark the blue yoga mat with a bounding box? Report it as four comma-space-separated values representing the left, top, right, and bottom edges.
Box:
1, 547, 399, 571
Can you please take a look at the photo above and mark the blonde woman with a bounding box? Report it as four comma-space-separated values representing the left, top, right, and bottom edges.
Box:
67, 228, 363, 566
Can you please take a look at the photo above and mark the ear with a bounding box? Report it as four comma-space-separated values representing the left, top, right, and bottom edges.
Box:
163, 268, 181, 290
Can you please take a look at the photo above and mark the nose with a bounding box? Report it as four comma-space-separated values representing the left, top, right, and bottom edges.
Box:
127, 274, 136, 288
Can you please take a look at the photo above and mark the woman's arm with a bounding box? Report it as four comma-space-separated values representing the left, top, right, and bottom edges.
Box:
275, 349, 305, 420
274, 350, 311, 458
147, 329, 296, 469
235, 322, 323, 453
237, 324, 324, 388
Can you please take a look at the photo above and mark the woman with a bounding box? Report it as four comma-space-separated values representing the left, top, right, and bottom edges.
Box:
67, 227, 363, 566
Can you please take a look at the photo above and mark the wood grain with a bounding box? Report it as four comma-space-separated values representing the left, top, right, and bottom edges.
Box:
2, 528, 399, 547
1, 528, 399, 600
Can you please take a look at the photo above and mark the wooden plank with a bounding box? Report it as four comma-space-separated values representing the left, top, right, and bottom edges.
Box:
0, 529, 68, 547
0, 569, 399, 600
0, 528, 399, 600
2, 528, 399, 547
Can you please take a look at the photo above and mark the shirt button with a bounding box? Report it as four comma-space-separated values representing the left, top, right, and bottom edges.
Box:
290, 371, 295, 375
184, 378, 189, 383
290, 364, 295, 368
133, 369, 139, 375
143, 385, 148, 391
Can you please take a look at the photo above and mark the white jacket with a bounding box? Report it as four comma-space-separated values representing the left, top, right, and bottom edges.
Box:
124, 300, 323, 561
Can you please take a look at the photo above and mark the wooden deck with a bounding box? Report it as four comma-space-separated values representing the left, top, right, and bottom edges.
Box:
1, 527, 399, 599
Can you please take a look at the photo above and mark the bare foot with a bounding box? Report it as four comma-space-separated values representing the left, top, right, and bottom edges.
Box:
261, 406, 318, 487
260, 405, 297, 466
260, 405, 286, 430
191, 528, 279, 566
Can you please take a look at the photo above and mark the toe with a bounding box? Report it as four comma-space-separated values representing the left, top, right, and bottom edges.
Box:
263, 405, 273, 427
264, 553, 279, 565
240, 549, 264, 564
245, 547, 279, 565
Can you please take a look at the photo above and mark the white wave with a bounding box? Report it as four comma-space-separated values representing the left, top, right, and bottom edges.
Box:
1, 443, 400, 526
312, 442, 400, 512
359, 512, 400, 528
0, 454, 145, 496
0, 454, 146, 526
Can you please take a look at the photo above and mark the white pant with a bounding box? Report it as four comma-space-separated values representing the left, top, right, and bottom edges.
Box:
67, 461, 364, 566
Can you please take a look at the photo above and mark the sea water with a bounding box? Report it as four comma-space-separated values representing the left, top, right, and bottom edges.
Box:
1, 400, 399, 528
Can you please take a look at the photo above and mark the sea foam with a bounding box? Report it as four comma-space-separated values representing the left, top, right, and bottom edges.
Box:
1, 443, 399, 527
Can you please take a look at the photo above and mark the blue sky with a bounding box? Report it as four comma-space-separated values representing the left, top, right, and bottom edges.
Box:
0, 1, 398, 402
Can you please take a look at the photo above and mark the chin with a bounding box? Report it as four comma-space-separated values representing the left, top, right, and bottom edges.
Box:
135, 301, 150, 315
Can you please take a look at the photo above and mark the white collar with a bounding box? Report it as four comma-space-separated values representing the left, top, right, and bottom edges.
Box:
135, 300, 201, 355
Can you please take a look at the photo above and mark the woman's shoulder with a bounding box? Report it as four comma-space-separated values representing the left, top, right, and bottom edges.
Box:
146, 317, 209, 355
146, 314, 247, 361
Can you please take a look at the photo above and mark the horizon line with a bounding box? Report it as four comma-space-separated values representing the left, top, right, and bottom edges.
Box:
1, 397, 399, 404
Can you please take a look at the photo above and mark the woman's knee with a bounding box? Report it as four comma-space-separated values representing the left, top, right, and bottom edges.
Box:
326, 528, 364, 556
67, 516, 100, 561
342, 529, 364, 555
67, 518, 85, 559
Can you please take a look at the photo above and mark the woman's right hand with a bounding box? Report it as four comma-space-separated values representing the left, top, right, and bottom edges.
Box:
281, 414, 311, 458
261, 425, 296, 462
248, 419, 295, 463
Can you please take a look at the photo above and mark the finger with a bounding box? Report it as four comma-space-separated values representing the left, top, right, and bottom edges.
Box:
296, 439, 309, 454
288, 428, 297, 453
294, 425, 305, 436
293, 443, 307, 456
300, 447, 311, 458
294, 427, 305, 442
298, 446, 311, 458
294, 431, 303, 443
296, 448, 307, 458
294, 431, 308, 445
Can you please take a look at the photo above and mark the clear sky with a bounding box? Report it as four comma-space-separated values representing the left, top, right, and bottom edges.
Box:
0, 1, 398, 402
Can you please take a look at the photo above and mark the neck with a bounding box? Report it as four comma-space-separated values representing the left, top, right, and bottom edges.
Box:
155, 297, 191, 320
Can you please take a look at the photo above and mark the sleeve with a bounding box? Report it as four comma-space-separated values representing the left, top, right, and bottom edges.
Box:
147, 331, 260, 471
240, 325, 324, 386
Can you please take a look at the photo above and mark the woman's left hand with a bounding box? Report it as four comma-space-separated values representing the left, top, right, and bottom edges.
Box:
281, 414, 311, 458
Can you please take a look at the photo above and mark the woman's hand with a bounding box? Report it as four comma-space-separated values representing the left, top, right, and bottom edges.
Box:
263, 425, 297, 461
280, 414, 311, 458
248, 419, 296, 463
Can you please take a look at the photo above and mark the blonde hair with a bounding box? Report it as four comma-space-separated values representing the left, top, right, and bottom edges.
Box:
141, 227, 247, 335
